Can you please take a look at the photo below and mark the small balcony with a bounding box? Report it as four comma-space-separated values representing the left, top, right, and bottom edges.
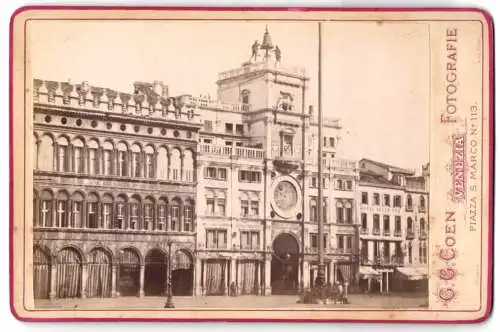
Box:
419, 230, 427, 239
360, 228, 369, 235
406, 229, 415, 239
372, 228, 381, 236
394, 229, 402, 237
199, 143, 264, 160
418, 205, 426, 213
383, 229, 391, 237
406, 205, 414, 212
374, 255, 405, 267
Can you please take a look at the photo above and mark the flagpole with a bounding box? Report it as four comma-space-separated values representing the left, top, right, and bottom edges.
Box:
317, 21, 325, 293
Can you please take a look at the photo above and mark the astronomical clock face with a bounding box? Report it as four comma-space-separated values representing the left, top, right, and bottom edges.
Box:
273, 181, 298, 212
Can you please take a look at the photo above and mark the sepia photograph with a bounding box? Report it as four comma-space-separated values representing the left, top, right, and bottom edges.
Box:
10, 8, 492, 322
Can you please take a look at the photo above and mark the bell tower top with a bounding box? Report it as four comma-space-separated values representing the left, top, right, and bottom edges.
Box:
249, 25, 282, 65
216, 25, 308, 112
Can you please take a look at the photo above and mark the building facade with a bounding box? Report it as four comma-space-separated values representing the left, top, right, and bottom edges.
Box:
194, 28, 358, 296
31, 27, 427, 301
32, 79, 202, 300
357, 159, 429, 294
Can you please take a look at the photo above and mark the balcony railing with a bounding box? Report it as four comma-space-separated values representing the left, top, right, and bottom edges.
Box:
406, 205, 414, 212
419, 230, 427, 239
360, 256, 404, 266
406, 229, 415, 239
372, 228, 381, 236
218, 61, 306, 81
383, 229, 391, 237
394, 229, 402, 237
375, 256, 405, 266
418, 205, 426, 213
199, 143, 264, 160
360, 228, 369, 235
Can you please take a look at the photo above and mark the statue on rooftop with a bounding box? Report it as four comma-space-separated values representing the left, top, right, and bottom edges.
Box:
275, 45, 282, 63
251, 40, 260, 62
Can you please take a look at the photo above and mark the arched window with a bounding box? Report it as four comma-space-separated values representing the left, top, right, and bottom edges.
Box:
170, 148, 181, 181
57, 136, 69, 172
71, 192, 84, 228
131, 143, 142, 178
129, 195, 141, 230
39, 134, 54, 171
38, 190, 53, 227
114, 194, 128, 230
143, 196, 155, 230
250, 192, 260, 216
116, 142, 128, 177
72, 138, 85, 173
102, 193, 113, 229
310, 198, 317, 222
144, 145, 155, 179
216, 191, 227, 217
56, 190, 69, 228
240, 192, 249, 217
87, 192, 99, 229
407, 217, 413, 231
88, 139, 99, 175
157, 197, 168, 231
420, 218, 425, 232
102, 141, 114, 176
420, 195, 426, 209
280, 129, 294, 157
336, 200, 344, 223
345, 201, 352, 224
184, 199, 194, 232
183, 150, 194, 182
393, 195, 401, 208
171, 198, 181, 231
157, 147, 169, 180
406, 194, 413, 208
205, 190, 215, 216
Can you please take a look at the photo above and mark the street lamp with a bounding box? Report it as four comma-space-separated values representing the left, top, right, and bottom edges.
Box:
164, 239, 175, 309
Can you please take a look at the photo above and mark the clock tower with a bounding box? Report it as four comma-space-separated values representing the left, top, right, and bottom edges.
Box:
215, 26, 313, 295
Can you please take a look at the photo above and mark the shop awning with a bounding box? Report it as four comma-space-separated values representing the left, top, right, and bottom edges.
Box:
359, 266, 382, 279
396, 267, 428, 281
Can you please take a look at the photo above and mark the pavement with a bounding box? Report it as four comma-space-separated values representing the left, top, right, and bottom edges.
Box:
35, 293, 428, 310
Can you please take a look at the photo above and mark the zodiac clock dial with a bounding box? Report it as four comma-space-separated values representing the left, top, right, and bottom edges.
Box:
273, 181, 298, 212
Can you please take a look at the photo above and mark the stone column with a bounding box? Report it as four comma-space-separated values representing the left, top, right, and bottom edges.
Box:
52, 200, 57, 228
139, 264, 145, 297
368, 240, 375, 263
80, 263, 88, 299
329, 261, 335, 285
225, 258, 233, 296
111, 264, 117, 298
389, 242, 396, 263
257, 261, 262, 295
34, 198, 40, 227
303, 261, 310, 288
386, 271, 390, 293
264, 255, 271, 295
49, 261, 57, 300
367, 278, 372, 292
230, 257, 237, 294
195, 256, 202, 296
379, 273, 383, 293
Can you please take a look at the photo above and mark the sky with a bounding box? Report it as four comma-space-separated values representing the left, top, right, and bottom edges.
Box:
28, 20, 429, 171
